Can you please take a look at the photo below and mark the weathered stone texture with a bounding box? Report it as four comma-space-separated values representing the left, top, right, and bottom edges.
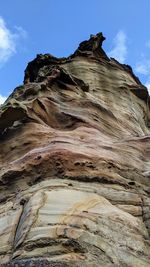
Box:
0, 33, 150, 266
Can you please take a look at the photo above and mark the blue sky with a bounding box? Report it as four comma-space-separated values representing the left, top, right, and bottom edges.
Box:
0, 0, 150, 104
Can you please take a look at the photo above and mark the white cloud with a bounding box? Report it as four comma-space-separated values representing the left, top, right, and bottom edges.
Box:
135, 60, 150, 75
0, 16, 27, 67
14, 26, 28, 39
0, 94, 7, 104
108, 30, 127, 63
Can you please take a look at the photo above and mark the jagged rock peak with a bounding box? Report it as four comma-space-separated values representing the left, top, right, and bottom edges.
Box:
74, 32, 109, 59
24, 32, 110, 84
78, 32, 106, 51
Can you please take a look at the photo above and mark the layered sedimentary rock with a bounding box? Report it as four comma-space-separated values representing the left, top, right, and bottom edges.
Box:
0, 33, 150, 267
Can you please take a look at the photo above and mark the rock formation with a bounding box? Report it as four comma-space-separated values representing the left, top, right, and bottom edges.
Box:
0, 33, 150, 267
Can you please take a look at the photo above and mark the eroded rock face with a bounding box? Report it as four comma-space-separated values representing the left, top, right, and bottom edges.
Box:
0, 33, 150, 267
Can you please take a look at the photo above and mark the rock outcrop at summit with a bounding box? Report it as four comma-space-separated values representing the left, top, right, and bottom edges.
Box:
0, 33, 150, 267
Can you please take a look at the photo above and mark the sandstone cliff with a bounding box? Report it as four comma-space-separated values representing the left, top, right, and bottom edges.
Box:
0, 33, 150, 267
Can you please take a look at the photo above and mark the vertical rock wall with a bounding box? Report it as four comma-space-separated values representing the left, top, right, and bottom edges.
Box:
0, 33, 150, 267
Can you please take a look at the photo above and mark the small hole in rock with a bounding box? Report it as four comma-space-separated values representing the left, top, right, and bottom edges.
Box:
128, 181, 135, 185
74, 162, 80, 166
36, 155, 42, 160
